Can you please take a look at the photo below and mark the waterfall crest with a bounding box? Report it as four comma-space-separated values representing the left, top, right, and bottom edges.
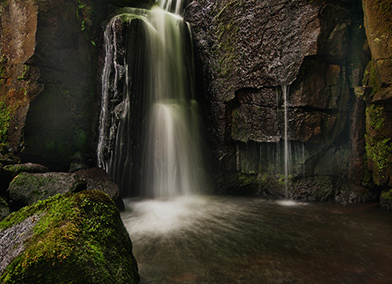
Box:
97, 1, 206, 198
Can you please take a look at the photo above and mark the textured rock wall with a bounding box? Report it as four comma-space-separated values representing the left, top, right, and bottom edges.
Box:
361, 0, 392, 208
185, 0, 372, 201
0, 0, 153, 170
0, 0, 40, 154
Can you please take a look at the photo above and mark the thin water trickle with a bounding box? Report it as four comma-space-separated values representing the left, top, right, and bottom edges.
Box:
282, 85, 290, 198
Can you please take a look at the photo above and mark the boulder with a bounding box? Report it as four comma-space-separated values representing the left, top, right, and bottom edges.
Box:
73, 168, 124, 210
3, 163, 49, 176
0, 191, 139, 283
8, 172, 86, 209
0, 163, 49, 200
8, 170, 124, 210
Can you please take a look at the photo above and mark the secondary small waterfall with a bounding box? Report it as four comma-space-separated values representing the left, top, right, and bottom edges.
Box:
282, 85, 290, 197
97, 0, 206, 198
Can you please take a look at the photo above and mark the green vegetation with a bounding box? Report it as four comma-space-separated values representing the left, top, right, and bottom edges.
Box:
238, 173, 258, 186
365, 135, 392, 173
362, 60, 380, 97
0, 191, 139, 283
17, 65, 30, 80
75, 128, 87, 150
379, 0, 392, 16
381, 189, 392, 200
76, 0, 98, 47
213, 0, 242, 77
366, 104, 385, 132
0, 101, 11, 150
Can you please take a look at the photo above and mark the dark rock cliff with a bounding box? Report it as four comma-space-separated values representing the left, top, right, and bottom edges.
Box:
361, 0, 392, 208
0, 0, 153, 171
0, 0, 391, 205
185, 0, 376, 201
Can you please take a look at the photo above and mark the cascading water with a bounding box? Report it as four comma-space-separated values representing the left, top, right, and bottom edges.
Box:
97, 0, 206, 198
282, 85, 290, 198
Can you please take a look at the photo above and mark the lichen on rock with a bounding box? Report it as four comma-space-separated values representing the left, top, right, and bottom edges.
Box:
0, 191, 140, 283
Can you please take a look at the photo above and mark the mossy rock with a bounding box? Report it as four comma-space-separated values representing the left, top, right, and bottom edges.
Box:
73, 168, 124, 210
0, 197, 10, 221
380, 189, 392, 210
8, 172, 87, 208
4, 163, 49, 177
0, 191, 140, 283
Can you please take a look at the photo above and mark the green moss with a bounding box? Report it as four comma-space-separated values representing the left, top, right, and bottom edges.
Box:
17, 65, 30, 80
0, 191, 139, 283
381, 189, 392, 200
238, 173, 257, 186
362, 60, 380, 96
0, 0, 11, 16
366, 104, 385, 132
75, 129, 87, 150
213, 0, 242, 77
10, 172, 54, 188
76, 0, 99, 47
362, 152, 373, 185
379, 0, 392, 16
0, 101, 11, 150
277, 174, 293, 186
365, 135, 392, 172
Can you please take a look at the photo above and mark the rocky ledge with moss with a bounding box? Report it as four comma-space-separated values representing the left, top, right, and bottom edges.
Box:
7, 168, 123, 212
0, 190, 139, 284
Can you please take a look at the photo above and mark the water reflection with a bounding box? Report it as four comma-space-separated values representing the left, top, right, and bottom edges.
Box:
121, 196, 392, 283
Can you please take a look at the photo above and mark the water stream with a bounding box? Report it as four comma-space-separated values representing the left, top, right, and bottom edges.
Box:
97, 1, 205, 198
98, 3, 392, 283
282, 85, 290, 198
122, 197, 392, 284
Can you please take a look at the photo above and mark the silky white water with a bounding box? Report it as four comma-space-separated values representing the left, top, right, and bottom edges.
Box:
97, 1, 206, 198
282, 85, 290, 197
121, 196, 392, 283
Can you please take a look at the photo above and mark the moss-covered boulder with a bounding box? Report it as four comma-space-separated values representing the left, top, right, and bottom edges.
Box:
8, 170, 124, 210
0, 191, 139, 283
8, 172, 87, 208
0, 163, 49, 201
3, 163, 49, 176
380, 189, 392, 210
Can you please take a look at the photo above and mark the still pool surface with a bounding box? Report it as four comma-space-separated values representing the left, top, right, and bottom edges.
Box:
121, 196, 392, 283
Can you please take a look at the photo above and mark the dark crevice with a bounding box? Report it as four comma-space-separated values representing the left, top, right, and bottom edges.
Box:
290, 105, 339, 116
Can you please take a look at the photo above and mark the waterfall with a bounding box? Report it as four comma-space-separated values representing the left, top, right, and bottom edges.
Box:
282, 85, 290, 198
97, 1, 206, 198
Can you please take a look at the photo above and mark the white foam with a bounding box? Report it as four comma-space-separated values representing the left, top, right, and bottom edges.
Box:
275, 199, 307, 207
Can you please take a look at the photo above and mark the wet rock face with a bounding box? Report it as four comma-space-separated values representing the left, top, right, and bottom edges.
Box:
363, 0, 392, 86
362, 0, 392, 188
0, 0, 40, 153
186, 0, 320, 90
185, 0, 370, 197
